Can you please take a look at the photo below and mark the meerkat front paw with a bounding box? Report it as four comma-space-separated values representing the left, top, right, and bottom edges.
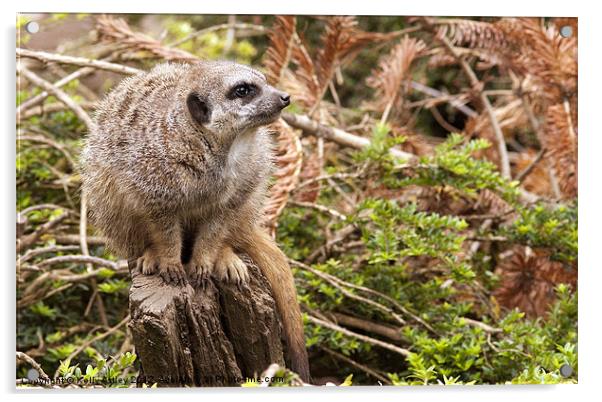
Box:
137, 249, 187, 286
185, 252, 216, 288
213, 246, 249, 284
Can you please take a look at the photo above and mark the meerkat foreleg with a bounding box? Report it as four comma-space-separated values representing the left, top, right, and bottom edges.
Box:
186, 223, 249, 287
136, 215, 186, 285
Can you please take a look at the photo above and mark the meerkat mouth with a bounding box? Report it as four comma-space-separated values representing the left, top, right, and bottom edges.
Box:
253, 110, 282, 126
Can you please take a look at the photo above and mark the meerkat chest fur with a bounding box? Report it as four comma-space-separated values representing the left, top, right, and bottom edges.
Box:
214, 126, 273, 209
225, 129, 262, 180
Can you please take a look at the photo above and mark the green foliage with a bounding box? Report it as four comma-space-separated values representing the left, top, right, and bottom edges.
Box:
97, 279, 129, 294
54, 352, 138, 387
502, 202, 578, 263
279, 131, 578, 385
392, 134, 519, 203
30, 301, 57, 319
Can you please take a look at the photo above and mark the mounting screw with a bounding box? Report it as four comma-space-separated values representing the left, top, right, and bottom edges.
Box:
560, 25, 573, 38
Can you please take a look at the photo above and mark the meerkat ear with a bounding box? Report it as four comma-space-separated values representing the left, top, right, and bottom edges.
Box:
186, 92, 211, 125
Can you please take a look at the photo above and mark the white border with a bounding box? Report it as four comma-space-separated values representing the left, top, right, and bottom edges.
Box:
3, 1, 600, 402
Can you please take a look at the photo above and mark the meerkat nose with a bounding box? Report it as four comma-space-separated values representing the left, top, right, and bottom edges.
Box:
279, 93, 291, 108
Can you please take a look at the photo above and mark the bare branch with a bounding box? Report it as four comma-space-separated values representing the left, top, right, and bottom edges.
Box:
16, 351, 50, 381
330, 312, 404, 341
17, 211, 70, 254
319, 345, 392, 384
307, 314, 410, 357
288, 200, 348, 221
17, 48, 142, 75
281, 113, 415, 160
37, 255, 123, 270
17, 64, 94, 130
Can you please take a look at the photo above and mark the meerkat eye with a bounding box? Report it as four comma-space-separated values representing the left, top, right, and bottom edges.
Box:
232, 83, 255, 98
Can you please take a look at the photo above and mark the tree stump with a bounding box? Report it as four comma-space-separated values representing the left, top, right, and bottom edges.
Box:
127, 255, 285, 387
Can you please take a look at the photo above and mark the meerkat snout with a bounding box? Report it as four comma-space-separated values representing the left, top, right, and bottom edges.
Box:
279, 93, 291, 108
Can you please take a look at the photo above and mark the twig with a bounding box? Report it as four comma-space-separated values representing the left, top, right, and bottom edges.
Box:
306, 224, 358, 263
18, 133, 77, 168
17, 211, 70, 253
291, 259, 406, 326
17, 245, 80, 266
465, 235, 508, 242
516, 147, 546, 183
18, 203, 74, 216
17, 283, 74, 309
17, 48, 142, 76
79, 193, 108, 326
410, 81, 477, 118
319, 346, 392, 384
294, 170, 365, 193
519, 92, 561, 198
54, 234, 106, 246
291, 259, 438, 336
19, 101, 96, 121
16, 351, 50, 381
37, 255, 121, 270
222, 15, 237, 56
18, 67, 98, 115
288, 200, 348, 221
307, 315, 410, 357
462, 317, 502, 334
281, 113, 415, 160
17, 64, 94, 130
330, 312, 404, 341
429, 105, 462, 133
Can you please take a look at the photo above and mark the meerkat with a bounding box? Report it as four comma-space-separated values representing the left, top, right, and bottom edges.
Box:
80, 61, 310, 381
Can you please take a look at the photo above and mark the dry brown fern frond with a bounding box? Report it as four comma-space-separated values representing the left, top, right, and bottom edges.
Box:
475, 189, 514, 218
365, 36, 426, 121
289, 16, 397, 112
314, 16, 358, 91
541, 103, 577, 198
263, 120, 303, 235
263, 16, 297, 86
95, 15, 199, 62
499, 18, 577, 101
426, 52, 457, 69
289, 34, 321, 109
315, 16, 399, 78
493, 246, 576, 317
433, 18, 507, 49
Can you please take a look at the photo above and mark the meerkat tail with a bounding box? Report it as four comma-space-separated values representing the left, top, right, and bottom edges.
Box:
237, 227, 310, 382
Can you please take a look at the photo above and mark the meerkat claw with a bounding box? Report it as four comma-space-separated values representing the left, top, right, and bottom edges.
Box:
214, 248, 249, 284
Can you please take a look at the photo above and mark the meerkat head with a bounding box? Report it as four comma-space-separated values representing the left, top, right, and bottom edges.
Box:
184, 61, 290, 136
